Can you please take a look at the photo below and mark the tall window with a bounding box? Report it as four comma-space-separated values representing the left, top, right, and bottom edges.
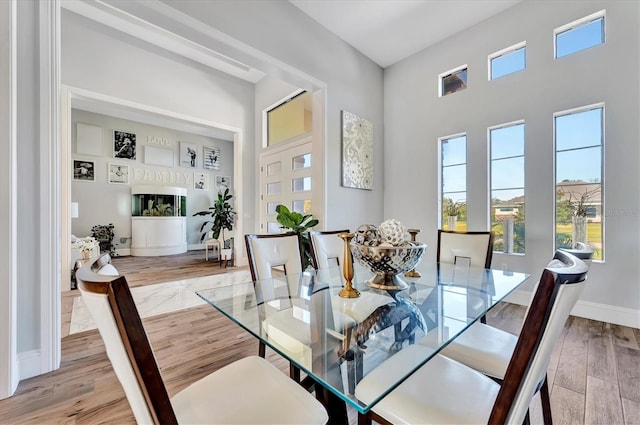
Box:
490, 122, 525, 253
440, 135, 467, 231
555, 105, 603, 260
555, 10, 605, 58
489, 42, 526, 80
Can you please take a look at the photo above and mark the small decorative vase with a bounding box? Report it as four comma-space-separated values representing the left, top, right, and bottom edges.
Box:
446, 215, 457, 231
81, 250, 90, 260
572, 215, 587, 246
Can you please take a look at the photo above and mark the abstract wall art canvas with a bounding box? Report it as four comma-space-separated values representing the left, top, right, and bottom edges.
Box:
341, 110, 373, 190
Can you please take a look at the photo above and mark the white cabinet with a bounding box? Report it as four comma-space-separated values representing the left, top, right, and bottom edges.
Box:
130, 217, 187, 256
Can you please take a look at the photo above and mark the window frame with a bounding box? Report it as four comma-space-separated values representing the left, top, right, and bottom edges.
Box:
553, 102, 605, 261
488, 41, 526, 80
554, 10, 605, 59
438, 132, 467, 229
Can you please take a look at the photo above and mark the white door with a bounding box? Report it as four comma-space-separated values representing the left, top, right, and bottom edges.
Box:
260, 141, 313, 233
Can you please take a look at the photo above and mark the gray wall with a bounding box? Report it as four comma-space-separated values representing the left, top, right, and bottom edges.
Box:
71, 109, 234, 248
384, 0, 640, 313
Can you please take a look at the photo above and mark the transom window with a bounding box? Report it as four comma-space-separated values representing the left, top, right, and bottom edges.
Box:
489, 42, 526, 80
439, 65, 468, 97
554, 104, 604, 260
555, 10, 605, 58
490, 122, 525, 254
266, 91, 312, 146
440, 134, 467, 230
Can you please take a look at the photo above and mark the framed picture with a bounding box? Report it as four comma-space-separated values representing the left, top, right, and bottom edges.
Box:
203, 146, 221, 170
194, 172, 209, 190
144, 145, 174, 167
73, 160, 95, 182
76, 122, 103, 157
215, 175, 231, 190
113, 130, 136, 160
108, 163, 130, 184
180, 142, 198, 168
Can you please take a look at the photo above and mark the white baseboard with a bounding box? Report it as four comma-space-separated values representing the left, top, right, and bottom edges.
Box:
114, 248, 130, 257
18, 349, 41, 381
504, 290, 640, 329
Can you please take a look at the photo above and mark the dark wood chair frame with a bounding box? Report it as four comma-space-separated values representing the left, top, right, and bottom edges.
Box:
308, 229, 350, 270
359, 250, 588, 425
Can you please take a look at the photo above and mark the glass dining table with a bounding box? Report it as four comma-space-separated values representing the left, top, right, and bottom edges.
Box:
195, 261, 530, 421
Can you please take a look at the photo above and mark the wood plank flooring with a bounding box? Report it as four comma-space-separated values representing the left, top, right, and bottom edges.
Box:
2, 251, 639, 424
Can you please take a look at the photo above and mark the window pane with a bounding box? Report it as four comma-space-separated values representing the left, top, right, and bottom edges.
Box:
266, 161, 281, 177
292, 176, 311, 192
491, 47, 525, 80
556, 147, 601, 183
442, 136, 466, 166
556, 17, 604, 58
555, 108, 602, 151
266, 182, 281, 195
292, 200, 312, 214
267, 222, 281, 233
292, 153, 311, 169
442, 164, 466, 193
266, 202, 278, 215
491, 188, 525, 254
267, 91, 312, 146
491, 124, 524, 159
492, 157, 525, 189
442, 68, 467, 96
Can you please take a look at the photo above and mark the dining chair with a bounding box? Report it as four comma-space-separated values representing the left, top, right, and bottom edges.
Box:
203, 231, 221, 262
438, 229, 494, 324
355, 250, 588, 425
308, 229, 350, 269
427, 242, 595, 424
76, 253, 328, 425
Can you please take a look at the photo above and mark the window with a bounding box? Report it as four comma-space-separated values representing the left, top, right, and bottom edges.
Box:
489, 42, 526, 80
490, 122, 525, 254
440, 134, 467, 230
554, 105, 603, 260
555, 11, 605, 58
266, 91, 312, 146
439, 65, 468, 97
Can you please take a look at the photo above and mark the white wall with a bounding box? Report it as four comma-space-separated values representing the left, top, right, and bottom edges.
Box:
71, 109, 234, 248
161, 0, 386, 232
384, 1, 640, 322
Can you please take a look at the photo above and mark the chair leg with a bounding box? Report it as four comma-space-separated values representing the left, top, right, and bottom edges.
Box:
258, 341, 266, 358
290, 363, 301, 383
540, 376, 553, 425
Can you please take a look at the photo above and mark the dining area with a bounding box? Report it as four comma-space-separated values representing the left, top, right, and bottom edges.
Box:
71, 221, 595, 425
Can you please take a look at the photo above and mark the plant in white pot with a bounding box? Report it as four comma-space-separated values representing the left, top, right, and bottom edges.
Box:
193, 188, 236, 261
443, 199, 465, 231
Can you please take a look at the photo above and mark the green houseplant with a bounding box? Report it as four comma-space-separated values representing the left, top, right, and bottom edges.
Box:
193, 188, 236, 249
275, 204, 318, 268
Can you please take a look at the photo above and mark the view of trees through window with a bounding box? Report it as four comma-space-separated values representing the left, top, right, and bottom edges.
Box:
490, 123, 525, 253
555, 106, 603, 260
441, 135, 467, 231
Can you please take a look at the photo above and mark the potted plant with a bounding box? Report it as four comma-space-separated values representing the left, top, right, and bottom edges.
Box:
193, 188, 236, 259
275, 204, 319, 269
568, 187, 599, 246
443, 199, 465, 231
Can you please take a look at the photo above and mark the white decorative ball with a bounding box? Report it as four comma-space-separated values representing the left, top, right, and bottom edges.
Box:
378, 219, 407, 246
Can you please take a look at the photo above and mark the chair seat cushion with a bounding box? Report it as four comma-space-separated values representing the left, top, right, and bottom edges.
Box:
420, 322, 517, 379
355, 346, 499, 425
171, 356, 328, 424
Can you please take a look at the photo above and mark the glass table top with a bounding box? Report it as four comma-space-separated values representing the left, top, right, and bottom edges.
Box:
195, 261, 530, 413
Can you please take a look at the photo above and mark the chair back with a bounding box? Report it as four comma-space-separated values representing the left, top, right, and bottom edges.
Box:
76, 253, 177, 425
437, 230, 494, 268
560, 242, 595, 266
309, 229, 350, 269
244, 233, 305, 281
489, 250, 588, 424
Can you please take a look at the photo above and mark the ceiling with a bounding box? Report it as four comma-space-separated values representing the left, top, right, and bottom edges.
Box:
289, 0, 523, 68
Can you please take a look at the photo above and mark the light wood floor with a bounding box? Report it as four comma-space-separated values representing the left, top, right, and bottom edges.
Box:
2, 251, 639, 424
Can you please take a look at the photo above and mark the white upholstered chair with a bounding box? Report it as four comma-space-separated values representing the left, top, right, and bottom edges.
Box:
76, 253, 328, 425
308, 229, 349, 269
425, 242, 595, 424
204, 231, 221, 262
355, 250, 588, 425
437, 229, 494, 269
